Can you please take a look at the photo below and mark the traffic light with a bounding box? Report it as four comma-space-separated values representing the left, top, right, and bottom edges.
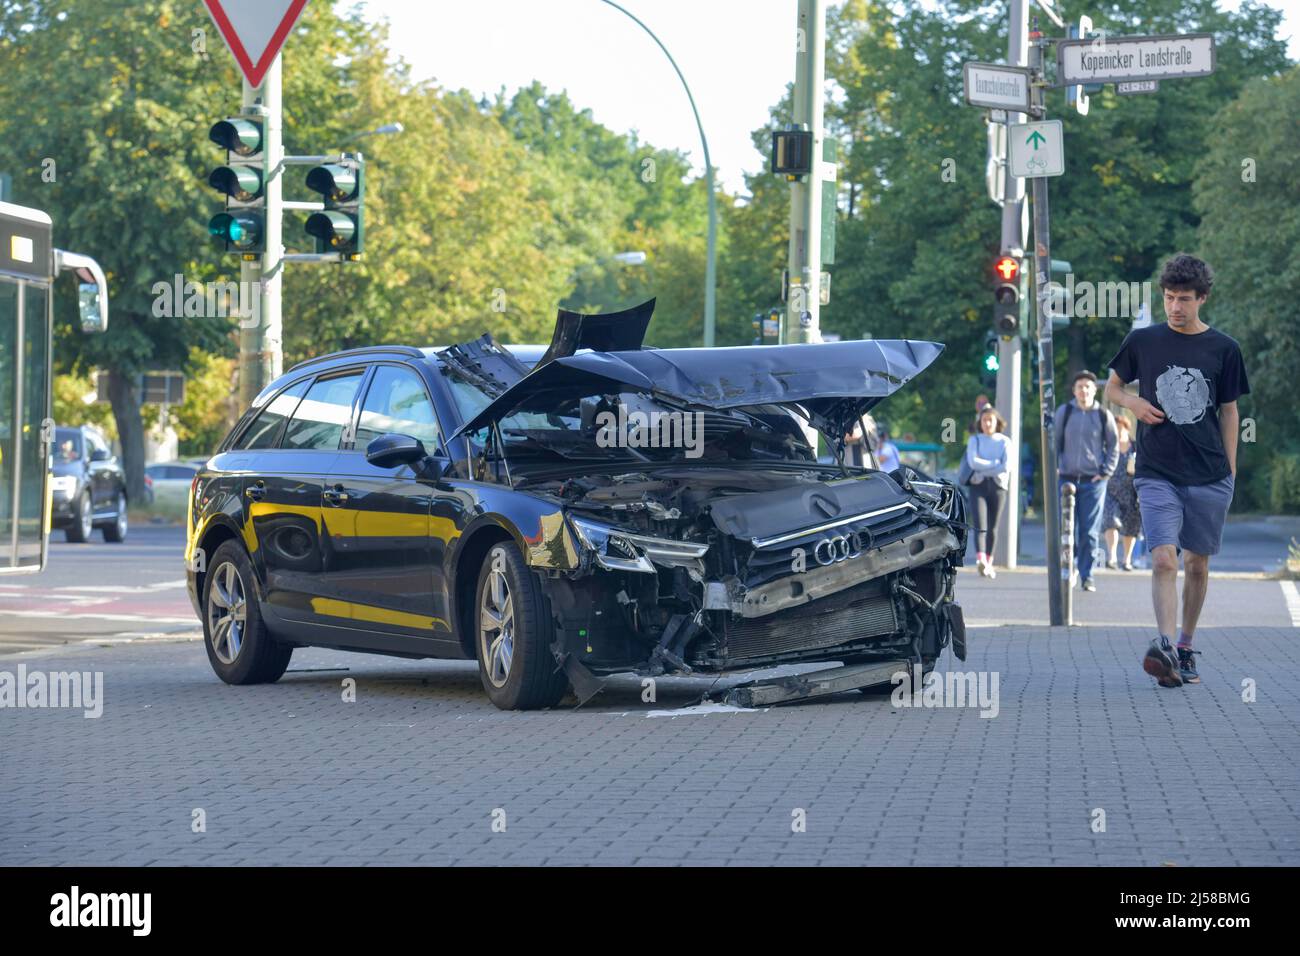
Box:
207, 116, 266, 256
771, 129, 812, 180
980, 330, 1000, 389
304, 157, 364, 257
993, 255, 1021, 338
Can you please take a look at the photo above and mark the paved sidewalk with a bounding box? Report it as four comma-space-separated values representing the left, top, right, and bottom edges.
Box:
2, 624, 1296, 866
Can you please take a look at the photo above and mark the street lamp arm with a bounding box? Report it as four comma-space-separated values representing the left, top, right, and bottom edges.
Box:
597, 0, 717, 347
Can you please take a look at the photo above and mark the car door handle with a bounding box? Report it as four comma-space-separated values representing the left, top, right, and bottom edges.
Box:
323, 486, 350, 505
245, 482, 266, 501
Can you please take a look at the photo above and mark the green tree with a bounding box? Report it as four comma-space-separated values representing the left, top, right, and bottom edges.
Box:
1193, 64, 1300, 509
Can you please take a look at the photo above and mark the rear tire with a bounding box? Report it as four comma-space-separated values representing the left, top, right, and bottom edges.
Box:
65, 491, 92, 543
102, 492, 128, 543
203, 540, 292, 685
474, 541, 569, 710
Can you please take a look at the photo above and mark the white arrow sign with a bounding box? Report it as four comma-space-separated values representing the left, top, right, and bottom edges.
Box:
203, 0, 310, 89
1008, 120, 1064, 179
963, 62, 1033, 112
1057, 33, 1215, 85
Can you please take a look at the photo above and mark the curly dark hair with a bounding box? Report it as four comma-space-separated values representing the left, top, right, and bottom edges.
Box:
1159, 253, 1213, 297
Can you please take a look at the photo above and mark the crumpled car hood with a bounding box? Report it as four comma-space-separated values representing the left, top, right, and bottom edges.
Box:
447, 336, 945, 449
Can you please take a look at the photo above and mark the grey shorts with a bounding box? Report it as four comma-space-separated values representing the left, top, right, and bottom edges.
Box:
1133, 474, 1235, 556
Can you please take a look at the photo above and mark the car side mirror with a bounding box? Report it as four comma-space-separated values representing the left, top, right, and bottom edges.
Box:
365, 433, 428, 470
90, 448, 109, 462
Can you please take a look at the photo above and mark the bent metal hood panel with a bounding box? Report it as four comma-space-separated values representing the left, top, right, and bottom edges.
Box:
448, 338, 945, 445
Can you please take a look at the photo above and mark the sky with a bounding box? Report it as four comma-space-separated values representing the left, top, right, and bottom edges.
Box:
357, 0, 1300, 195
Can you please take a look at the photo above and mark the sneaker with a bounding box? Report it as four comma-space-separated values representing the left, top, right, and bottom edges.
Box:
1143, 636, 1183, 688
1177, 647, 1201, 684
986, 565, 997, 579
1082, 578, 1097, 592
1106, 558, 1119, 569
1122, 560, 1134, 571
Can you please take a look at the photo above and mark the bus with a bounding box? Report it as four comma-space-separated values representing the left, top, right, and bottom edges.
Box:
1, 200, 108, 573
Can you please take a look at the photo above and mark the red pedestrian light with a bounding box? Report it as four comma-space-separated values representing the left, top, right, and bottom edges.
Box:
995, 256, 1019, 281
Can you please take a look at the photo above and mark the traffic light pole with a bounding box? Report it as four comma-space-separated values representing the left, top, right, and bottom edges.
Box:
994, 0, 1029, 570
1029, 30, 1066, 627
785, 0, 825, 346
239, 55, 283, 408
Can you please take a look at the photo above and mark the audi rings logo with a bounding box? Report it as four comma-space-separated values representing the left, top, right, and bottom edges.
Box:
813, 532, 864, 566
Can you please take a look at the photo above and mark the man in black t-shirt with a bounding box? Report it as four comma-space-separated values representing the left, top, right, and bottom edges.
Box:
1105, 254, 1249, 688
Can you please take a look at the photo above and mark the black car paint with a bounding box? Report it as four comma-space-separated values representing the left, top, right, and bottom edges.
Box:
185, 325, 968, 686
50, 426, 128, 532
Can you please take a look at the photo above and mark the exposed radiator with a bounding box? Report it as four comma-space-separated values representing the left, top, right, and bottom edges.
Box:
720, 576, 899, 663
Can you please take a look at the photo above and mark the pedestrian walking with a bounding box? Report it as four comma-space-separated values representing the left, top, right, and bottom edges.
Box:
1054, 370, 1119, 592
1104, 253, 1249, 687
1103, 416, 1141, 570
875, 425, 901, 473
843, 413, 877, 468
964, 405, 1011, 579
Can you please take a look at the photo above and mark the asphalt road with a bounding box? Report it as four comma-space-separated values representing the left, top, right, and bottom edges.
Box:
0, 526, 194, 655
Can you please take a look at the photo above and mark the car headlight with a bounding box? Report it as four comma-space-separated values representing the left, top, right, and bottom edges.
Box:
568, 516, 708, 575
50, 476, 76, 495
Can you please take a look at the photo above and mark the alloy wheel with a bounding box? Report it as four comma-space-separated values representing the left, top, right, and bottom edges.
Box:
479, 552, 514, 688
207, 562, 247, 665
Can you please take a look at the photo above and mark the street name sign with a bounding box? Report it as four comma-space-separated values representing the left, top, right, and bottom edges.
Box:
1009, 120, 1064, 179
1117, 80, 1160, 95
963, 62, 1033, 112
1057, 33, 1215, 86
202, 0, 310, 88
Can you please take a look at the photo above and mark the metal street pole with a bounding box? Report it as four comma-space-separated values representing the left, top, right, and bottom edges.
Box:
785, 0, 826, 345
597, 1, 716, 346
1029, 27, 1065, 626
994, 0, 1028, 569
239, 55, 283, 407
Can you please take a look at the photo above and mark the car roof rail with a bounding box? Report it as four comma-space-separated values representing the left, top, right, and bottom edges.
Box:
287, 345, 426, 373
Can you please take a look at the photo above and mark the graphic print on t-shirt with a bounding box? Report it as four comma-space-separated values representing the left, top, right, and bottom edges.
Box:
1154, 365, 1212, 425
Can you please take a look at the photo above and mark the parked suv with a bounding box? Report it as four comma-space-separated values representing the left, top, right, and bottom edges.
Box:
50, 425, 129, 543
185, 301, 967, 710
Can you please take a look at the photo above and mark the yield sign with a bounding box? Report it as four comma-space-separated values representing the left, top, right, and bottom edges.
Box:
202, 0, 310, 89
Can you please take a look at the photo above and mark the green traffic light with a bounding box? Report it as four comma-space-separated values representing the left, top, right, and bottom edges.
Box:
208, 212, 263, 250
305, 164, 358, 202
208, 165, 263, 201
209, 118, 263, 156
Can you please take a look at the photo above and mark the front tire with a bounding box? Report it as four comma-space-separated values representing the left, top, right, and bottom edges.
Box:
203, 540, 292, 685
65, 491, 92, 543
474, 541, 569, 710
102, 492, 128, 543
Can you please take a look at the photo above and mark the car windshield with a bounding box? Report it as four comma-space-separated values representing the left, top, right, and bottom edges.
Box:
54, 428, 83, 462
441, 368, 813, 466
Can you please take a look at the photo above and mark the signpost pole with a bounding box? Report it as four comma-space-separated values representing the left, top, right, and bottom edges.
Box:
994, 0, 1029, 570
1029, 29, 1066, 627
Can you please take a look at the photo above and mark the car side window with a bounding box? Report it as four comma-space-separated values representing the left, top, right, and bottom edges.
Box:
84, 431, 108, 460
235, 379, 310, 450
354, 365, 441, 451
283, 371, 364, 451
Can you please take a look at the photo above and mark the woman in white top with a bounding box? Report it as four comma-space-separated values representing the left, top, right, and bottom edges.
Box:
965, 405, 1012, 578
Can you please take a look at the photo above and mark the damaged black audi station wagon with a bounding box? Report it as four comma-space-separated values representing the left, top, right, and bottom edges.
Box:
185, 300, 969, 709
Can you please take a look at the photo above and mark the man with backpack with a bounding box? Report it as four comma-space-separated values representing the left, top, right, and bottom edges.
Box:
1054, 370, 1119, 592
